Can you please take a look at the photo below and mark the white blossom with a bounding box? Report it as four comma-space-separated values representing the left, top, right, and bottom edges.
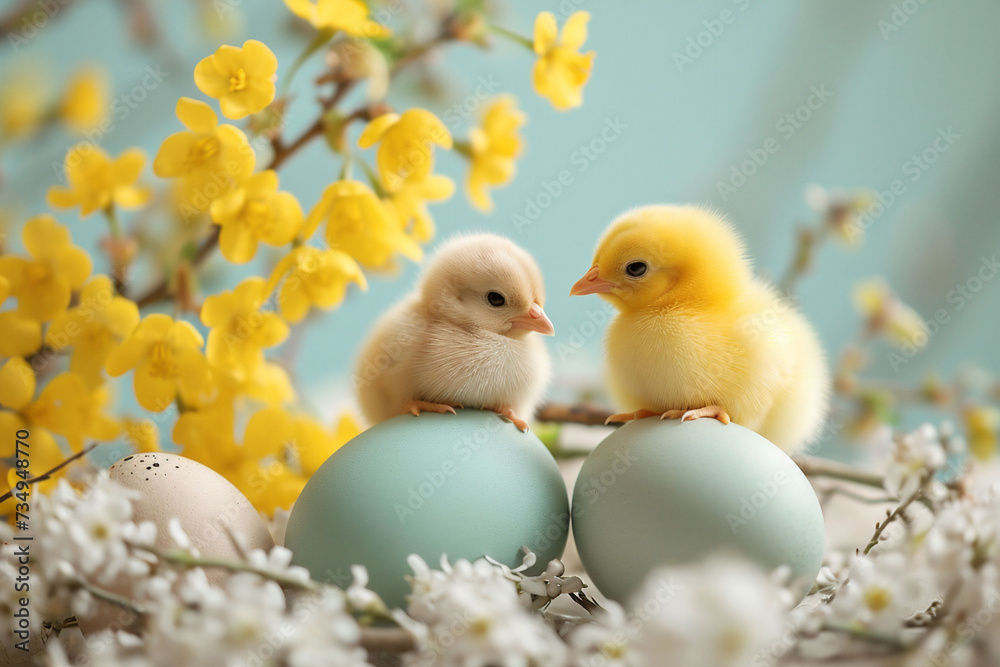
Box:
884, 424, 947, 498
626, 555, 789, 667
403, 554, 567, 667
827, 552, 932, 637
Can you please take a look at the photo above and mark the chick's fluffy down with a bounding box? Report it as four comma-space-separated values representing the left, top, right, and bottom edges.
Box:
355, 233, 551, 425
589, 205, 830, 452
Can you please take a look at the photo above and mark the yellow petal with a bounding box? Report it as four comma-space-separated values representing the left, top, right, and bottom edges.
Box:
46, 186, 80, 210
244, 406, 292, 459
560, 11, 591, 50
193, 56, 232, 99
105, 298, 141, 338
23, 215, 70, 258
153, 132, 197, 178
112, 148, 146, 185
0, 357, 35, 411
170, 319, 206, 349
219, 224, 258, 263
134, 361, 178, 411
105, 337, 147, 376
283, 0, 315, 21
243, 39, 278, 76
533, 12, 558, 54
0, 312, 42, 357
58, 245, 93, 289
176, 97, 218, 134
358, 112, 400, 149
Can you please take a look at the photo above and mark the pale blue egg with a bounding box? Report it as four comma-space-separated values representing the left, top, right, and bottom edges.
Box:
572, 418, 825, 602
286, 410, 570, 608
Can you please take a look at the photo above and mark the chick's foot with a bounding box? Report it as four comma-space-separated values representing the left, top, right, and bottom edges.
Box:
404, 400, 461, 417
489, 406, 529, 432
604, 409, 662, 425
663, 405, 731, 425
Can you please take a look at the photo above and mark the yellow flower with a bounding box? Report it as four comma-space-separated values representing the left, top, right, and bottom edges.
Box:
267, 245, 366, 323
532, 11, 595, 110
24, 372, 120, 452
47, 144, 151, 217
46, 275, 140, 387
235, 407, 360, 513
122, 417, 160, 453
194, 40, 278, 120
965, 405, 999, 461
59, 66, 109, 132
0, 66, 49, 140
465, 96, 526, 211
209, 170, 303, 263
174, 403, 241, 472
358, 109, 452, 191
153, 97, 256, 211
853, 278, 927, 350
0, 357, 76, 492
384, 175, 454, 243
283, 0, 390, 37
0, 275, 42, 357
304, 179, 422, 269
0, 215, 92, 322
201, 276, 289, 368
105, 313, 211, 411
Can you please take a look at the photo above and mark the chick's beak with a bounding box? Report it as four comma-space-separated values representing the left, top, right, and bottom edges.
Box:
570, 266, 615, 296
509, 304, 555, 336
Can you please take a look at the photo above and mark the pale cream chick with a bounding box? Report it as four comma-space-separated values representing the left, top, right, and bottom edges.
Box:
570, 205, 830, 453
355, 233, 554, 431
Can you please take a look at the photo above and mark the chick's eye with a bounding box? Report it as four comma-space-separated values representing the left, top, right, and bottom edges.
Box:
486, 291, 506, 307
625, 261, 648, 278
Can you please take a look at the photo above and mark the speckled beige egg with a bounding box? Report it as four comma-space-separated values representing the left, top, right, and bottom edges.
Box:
77, 452, 274, 636
107, 452, 274, 560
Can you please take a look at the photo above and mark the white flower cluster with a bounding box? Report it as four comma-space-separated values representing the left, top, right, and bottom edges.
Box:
402, 554, 568, 667
8, 475, 373, 667
570, 556, 790, 667
7, 420, 1000, 666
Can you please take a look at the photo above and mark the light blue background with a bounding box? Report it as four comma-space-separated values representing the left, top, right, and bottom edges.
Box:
2, 1, 998, 449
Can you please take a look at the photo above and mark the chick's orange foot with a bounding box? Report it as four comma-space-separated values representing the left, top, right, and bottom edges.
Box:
488, 406, 529, 432
605, 406, 732, 425
604, 409, 661, 425
663, 405, 731, 424
404, 400, 462, 417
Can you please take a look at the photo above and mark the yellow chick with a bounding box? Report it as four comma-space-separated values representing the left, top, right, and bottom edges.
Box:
570, 205, 829, 453
355, 233, 554, 431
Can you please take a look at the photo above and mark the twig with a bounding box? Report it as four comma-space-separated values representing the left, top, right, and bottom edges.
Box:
792, 455, 886, 490
138, 545, 323, 592
361, 626, 417, 653
72, 579, 147, 618
0, 443, 98, 503
863, 483, 924, 555
819, 621, 907, 650
535, 402, 614, 426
